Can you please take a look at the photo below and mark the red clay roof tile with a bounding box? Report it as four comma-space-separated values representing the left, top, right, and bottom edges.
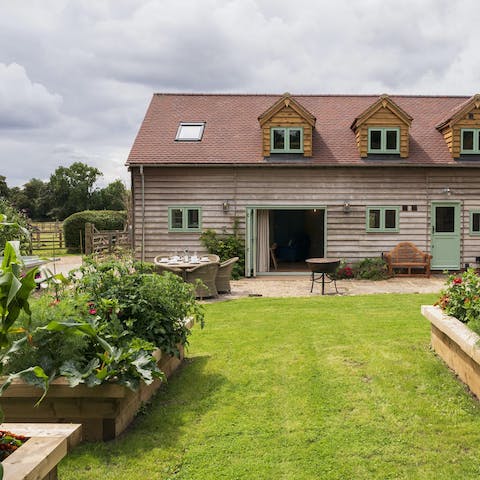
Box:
126, 93, 472, 167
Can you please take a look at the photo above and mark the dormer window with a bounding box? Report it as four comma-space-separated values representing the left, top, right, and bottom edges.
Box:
461, 128, 480, 154
368, 127, 400, 154
175, 122, 205, 141
271, 127, 304, 153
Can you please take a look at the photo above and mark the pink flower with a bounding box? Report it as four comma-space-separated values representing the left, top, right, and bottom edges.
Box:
89, 308, 97, 315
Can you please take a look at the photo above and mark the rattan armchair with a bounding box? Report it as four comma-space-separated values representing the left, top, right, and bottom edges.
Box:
205, 254, 220, 263
185, 262, 219, 298
215, 257, 239, 293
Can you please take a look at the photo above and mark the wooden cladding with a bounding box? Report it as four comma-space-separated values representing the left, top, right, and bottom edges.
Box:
261, 106, 313, 157
351, 96, 412, 158
258, 94, 315, 157
438, 106, 480, 158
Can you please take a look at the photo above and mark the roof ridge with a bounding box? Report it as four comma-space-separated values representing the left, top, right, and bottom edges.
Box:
153, 92, 471, 99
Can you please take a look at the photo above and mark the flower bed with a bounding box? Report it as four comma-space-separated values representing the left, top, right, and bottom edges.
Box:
1, 423, 81, 480
0, 340, 188, 442
421, 305, 480, 399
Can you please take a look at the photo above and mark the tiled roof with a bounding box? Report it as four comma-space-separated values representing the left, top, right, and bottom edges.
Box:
126, 93, 472, 167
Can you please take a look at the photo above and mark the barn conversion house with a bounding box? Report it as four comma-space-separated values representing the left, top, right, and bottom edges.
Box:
126, 92, 480, 276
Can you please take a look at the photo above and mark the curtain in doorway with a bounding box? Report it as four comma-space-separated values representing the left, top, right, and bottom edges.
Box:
257, 209, 270, 272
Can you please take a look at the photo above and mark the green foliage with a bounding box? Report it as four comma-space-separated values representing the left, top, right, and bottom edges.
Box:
200, 220, 244, 278
352, 257, 389, 280
436, 268, 480, 334
63, 209, 127, 252
48, 162, 102, 220
91, 179, 127, 211
0, 199, 31, 254
73, 256, 204, 356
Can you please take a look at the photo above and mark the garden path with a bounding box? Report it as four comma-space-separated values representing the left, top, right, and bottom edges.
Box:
45, 256, 446, 299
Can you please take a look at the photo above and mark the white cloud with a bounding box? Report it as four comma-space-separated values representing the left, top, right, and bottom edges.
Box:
1, 0, 480, 187
0, 63, 63, 128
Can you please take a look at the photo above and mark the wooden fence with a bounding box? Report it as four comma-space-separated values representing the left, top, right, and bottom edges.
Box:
29, 221, 63, 253
84, 222, 132, 255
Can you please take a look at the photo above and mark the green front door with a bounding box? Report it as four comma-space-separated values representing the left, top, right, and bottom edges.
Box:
431, 202, 461, 270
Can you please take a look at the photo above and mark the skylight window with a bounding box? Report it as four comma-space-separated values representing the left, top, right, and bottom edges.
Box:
175, 122, 205, 141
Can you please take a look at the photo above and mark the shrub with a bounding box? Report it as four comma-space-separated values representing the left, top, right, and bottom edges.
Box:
352, 257, 389, 280
0, 198, 31, 254
63, 210, 127, 252
72, 255, 204, 357
200, 220, 244, 278
436, 268, 480, 335
331, 260, 354, 280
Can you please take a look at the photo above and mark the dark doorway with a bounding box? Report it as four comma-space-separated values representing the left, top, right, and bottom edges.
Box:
270, 209, 325, 272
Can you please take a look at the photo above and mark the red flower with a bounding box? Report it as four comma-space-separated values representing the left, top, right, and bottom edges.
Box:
453, 277, 462, 285
89, 308, 97, 315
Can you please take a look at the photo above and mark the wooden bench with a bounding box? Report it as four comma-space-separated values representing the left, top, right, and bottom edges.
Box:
384, 242, 432, 277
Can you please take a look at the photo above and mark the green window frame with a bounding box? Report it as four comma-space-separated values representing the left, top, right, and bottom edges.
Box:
470, 210, 480, 235
270, 127, 304, 153
461, 128, 480, 154
368, 127, 400, 154
168, 206, 202, 232
366, 206, 400, 232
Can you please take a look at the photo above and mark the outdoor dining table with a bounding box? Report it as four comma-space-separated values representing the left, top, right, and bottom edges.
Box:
305, 257, 341, 295
154, 257, 212, 279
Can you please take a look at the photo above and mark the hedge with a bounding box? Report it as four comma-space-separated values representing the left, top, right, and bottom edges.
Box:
63, 210, 127, 253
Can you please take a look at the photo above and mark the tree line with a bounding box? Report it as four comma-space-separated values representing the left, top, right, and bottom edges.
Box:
0, 162, 127, 221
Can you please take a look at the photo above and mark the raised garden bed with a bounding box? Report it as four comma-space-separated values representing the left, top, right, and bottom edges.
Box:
1, 423, 81, 480
421, 305, 480, 399
0, 345, 186, 442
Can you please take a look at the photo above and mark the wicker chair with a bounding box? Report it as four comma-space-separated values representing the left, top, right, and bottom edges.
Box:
215, 257, 239, 293
153, 256, 183, 277
185, 262, 219, 298
205, 254, 220, 263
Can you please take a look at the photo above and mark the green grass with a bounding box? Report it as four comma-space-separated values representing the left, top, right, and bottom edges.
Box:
59, 294, 480, 479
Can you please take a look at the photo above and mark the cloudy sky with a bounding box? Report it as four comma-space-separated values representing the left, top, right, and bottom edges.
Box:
1, 0, 480, 188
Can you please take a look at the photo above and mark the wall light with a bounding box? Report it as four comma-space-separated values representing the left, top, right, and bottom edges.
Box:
222, 201, 230, 213
442, 187, 452, 196
343, 201, 351, 213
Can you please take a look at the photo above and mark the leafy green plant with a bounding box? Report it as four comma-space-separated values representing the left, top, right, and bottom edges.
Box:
72, 255, 203, 356
352, 257, 389, 280
331, 260, 354, 280
436, 268, 480, 334
0, 205, 31, 254
200, 219, 244, 278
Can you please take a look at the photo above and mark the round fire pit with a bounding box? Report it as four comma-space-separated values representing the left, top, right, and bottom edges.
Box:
305, 258, 340, 295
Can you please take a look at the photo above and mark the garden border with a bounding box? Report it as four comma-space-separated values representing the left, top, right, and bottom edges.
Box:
421, 305, 480, 399
1, 423, 81, 480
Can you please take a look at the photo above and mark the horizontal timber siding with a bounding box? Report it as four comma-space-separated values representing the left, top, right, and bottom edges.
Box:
132, 166, 480, 269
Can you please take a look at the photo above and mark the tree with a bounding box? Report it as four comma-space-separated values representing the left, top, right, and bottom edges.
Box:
48, 162, 102, 220
9, 179, 50, 220
91, 179, 127, 211
0, 176, 9, 199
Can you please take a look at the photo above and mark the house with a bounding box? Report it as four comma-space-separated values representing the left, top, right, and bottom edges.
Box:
126, 92, 480, 276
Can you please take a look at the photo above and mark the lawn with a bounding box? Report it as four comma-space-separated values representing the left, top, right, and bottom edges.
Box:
59, 294, 480, 479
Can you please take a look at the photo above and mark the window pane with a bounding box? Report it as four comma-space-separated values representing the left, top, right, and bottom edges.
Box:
176, 123, 204, 141
289, 129, 301, 150
370, 130, 382, 150
385, 209, 396, 229
473, 213, 480, 232
463, 130, 474, 150
436, 206, 455, 232
386, 130, 398, 150
273, 129, 285, 150
369, 209, 381, 229
187, 209, 199, 229
171, 209, 183, 229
